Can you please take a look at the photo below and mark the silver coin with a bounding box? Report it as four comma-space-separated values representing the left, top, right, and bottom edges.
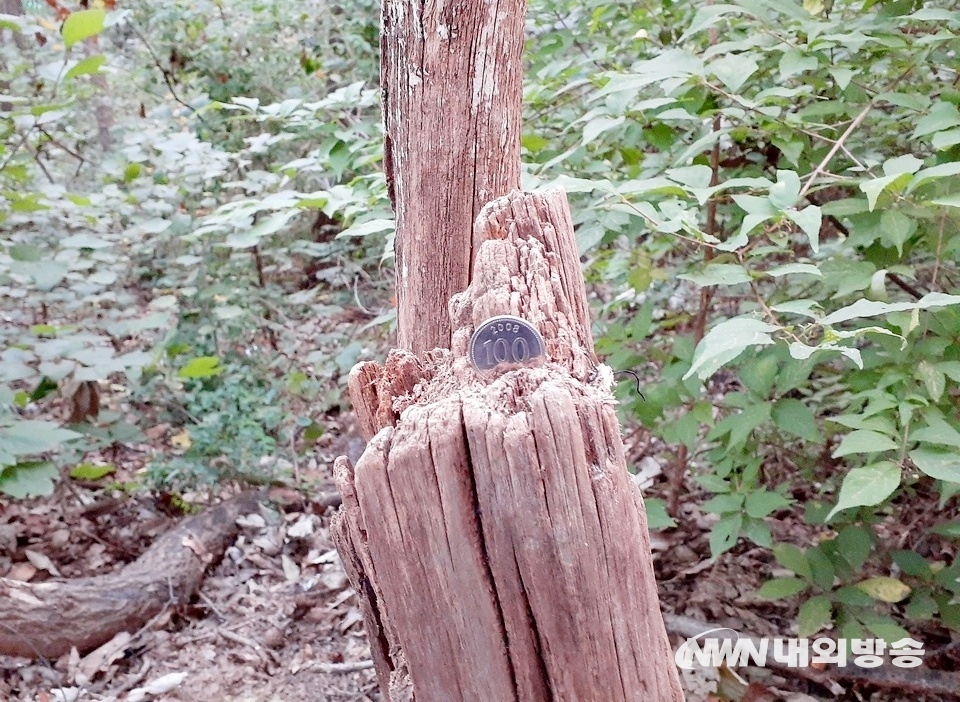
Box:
469, 315, 546, 371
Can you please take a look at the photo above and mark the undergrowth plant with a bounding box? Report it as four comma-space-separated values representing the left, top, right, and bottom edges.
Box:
526, 0, 960, 640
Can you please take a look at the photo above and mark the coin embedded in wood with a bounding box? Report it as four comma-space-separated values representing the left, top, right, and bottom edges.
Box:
469, 315, 546, 371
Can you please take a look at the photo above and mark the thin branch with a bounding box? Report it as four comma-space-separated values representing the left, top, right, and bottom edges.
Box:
931, 210, 947, 289
127, 24, 205, 122
797, 102, 873, 202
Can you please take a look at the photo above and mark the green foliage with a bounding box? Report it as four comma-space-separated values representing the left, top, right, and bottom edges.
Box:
1, 0, 386, 495
526, 0, 960, 639
2, 0, 958, 649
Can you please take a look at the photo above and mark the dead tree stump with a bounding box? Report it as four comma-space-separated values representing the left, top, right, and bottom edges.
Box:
333, 189, 684, 701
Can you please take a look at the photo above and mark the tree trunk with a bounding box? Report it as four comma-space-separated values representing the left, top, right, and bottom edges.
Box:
382, 0, 523, 354
332, 0, 684, 699
334, 194, 684, 700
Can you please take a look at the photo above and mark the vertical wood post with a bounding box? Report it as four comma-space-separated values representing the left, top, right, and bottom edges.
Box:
332, 0, 685, 700
382, 0, 524, 354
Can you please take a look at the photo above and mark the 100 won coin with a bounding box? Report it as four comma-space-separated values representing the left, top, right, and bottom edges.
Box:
469, 315, 546, 371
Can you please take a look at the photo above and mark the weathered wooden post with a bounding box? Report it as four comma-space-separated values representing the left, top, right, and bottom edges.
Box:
331, 0, 685, 699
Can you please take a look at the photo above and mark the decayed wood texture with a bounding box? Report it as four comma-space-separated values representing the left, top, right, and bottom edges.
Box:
333, 190, 684, 701
0, 492, 259, 659
382, 0, 524, 354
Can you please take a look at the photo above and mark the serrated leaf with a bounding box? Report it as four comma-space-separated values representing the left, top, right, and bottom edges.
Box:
836, 526, 873, 570
757, 577, 807, 600
826, 462, 900, 519
797, 595, 833, 637
62, 9, 106, 48
856, 577, 911, 603
774, 543, 812, 580
832, 430, 898, 457
644, 498, 676, 529
684, 317, 778, 381
709, 512, 742, 557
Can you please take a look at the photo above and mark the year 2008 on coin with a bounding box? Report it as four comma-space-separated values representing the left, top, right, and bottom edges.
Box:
469, 315, 546, 371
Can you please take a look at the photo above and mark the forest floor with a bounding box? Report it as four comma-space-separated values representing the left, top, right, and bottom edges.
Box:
0, 307, 955, 702
3, 432, 954, 702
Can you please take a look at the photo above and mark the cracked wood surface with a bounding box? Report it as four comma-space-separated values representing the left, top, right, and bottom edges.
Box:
381, 0, 524, 354
333, 190, 684, 701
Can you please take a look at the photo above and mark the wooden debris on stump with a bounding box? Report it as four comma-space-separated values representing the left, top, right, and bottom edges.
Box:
333, 189, 684, 701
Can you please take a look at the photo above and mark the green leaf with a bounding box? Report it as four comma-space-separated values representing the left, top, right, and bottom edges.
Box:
883, 154, 924, 177
910, 447, 960, 483
774, 543, 812, 580
338, 218, 395, 238
797, 595, 833, 637
709, 512, 743, 557
913, 101, 960, 139
178, 356, 223, 379
680, 4, 746, 41
644, 498, 676, 530
768, 170, 801, 210
836, 526, 873, 570
913, 415, 960, 448
62, 9, 106, 48
785, 205, 821, 252
908, 162, 960, 192
827, 462, 901, 519
0, 461, 58, 499
757, 577, 807, 600
0, 421, 80, 456
684, 317, 778, 381
677, 263, 751, 287
702, 493, 745, 514
929, 522, 960, 539
745, 490, 791, 519
832, 430, 898, 457
892, 550, 931, 578
710, 53, 758, 93
820, 292, 960, 326
225, 210, 300, 248
772, 398, 820, 442
860, 173, 910, 212
65, 55, 106, 80
857, 577, 911, 603
69, 463, 115, 480
582, 116, 624, 147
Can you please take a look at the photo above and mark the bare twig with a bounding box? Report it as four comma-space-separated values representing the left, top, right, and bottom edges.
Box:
797, 102, 873, 202
128, 24, 205, 121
